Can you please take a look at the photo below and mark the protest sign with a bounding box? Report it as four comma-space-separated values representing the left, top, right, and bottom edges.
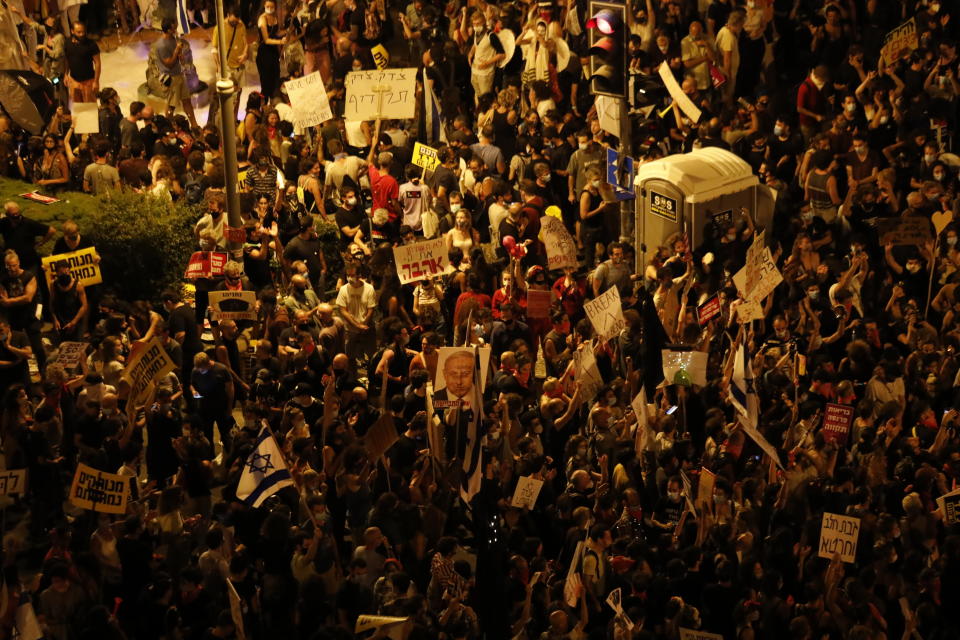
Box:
344, 68, 417, 121
564, 541, 584, 607
574, 343, 603, 403
740, 421, 785, 470
881, 17, 918, 65
632, 388, 654, 454
937, 488, 960, 525
662, 349, 708, 387
392, 238, 449, 284
819, 512, 860, 563
209, 290, 258, 321
658, 61, 701, 124
41, 246, 101, 288
54, 341, 87, 371
284, 72, 333, 128
355, 616, 409, 635
822, 403, 854, 445
539, 215, 578, 270
606, 587, 623, 614
412, 142, 440, 172
365, 414, 399, 462
0, 470, 27, 496
734, 232, 782, 302
584, 286, 625, 342
227, 579, 246, 640
69, 463, 129, 513
697, 295, 720, 325
121, 338, 175, 409
371, 44, 390, 69
435, 346, 491, 393
736, 299, 764, 323
511, 476, 544, 510
184, 251, 228, 279
526, 289, 552, 319
696, 467, 716, 510
875, 217, 932, 246
15, 601, 43, 640
679, 629, 723, 640
19, 191, 59, 205
225, 226, 247, 244
932, 210, 954, 235
73, 103, 99, 134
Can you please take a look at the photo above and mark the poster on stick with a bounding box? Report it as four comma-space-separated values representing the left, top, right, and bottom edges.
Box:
209, 290, 258, 321
68, 463, 129, 514
818, 512, 860, 563
392, 238, 449, 285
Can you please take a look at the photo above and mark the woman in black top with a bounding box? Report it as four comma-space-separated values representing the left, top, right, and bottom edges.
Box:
256, 0, 287, 99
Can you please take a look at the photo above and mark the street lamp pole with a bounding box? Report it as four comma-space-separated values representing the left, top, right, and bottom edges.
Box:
214, 0, 243, 255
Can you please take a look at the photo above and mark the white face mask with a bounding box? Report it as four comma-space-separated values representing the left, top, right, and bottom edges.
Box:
854, 146, 866, 156
450, 203, 461, 213
346, 197, 357, 206
668, 491, 681, 502
591, 180, 600, 188
578, 142, 588, 151
925, 154, 936, 164
773, 125, 784, 136
934, 172, 946, 181
879, 116, 889, 124
948, 236, 958, 246
845, 103, 856, 113
265, 6, 275, 14
726, 232, 737, 241
808, 290, 819, 300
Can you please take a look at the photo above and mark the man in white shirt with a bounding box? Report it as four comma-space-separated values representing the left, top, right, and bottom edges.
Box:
335, 264, 377, 373
467, 10, 505, 104
194, 193, 227, 250
399, 166, 431, 233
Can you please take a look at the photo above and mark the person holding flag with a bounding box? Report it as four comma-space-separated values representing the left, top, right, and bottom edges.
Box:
236, 423, 295, 507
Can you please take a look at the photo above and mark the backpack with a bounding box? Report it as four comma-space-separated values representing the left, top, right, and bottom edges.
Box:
182, 170, 205, 205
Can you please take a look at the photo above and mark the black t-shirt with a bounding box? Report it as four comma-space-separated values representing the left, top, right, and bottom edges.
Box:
0, 329, 30, 387
0, 215, 49, 269
334, 206, 365, 246
64, 36, 100, 81
283, 236, 324, 279
52, 234, 95, 255
0, 270, 37, 329
168, 304, 203, 354
191, 363, 232, 409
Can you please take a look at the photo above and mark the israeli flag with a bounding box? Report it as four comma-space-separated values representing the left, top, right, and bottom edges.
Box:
236, 425, 294, 507
730, 343, 759, 430
175, 0, 191, 35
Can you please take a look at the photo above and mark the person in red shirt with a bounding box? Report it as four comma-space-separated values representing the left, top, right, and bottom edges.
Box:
491, 269, 515, 320
797, 65, 830, 142
368, 151, 400, 223
552, 266, 588, 323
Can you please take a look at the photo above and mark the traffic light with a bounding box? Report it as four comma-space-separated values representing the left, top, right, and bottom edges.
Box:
586, 0, 627, 98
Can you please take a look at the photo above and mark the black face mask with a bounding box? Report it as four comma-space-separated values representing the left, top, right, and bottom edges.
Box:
57, 273, 71, 287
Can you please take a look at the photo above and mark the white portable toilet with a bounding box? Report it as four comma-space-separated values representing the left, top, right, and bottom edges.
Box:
633, 147, 772, 255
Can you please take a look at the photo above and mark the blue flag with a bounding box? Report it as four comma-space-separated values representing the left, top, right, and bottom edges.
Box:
236, 426, 294, 507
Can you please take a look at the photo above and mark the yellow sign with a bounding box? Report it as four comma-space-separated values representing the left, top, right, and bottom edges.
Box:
121, 338, 176, 408
371, 44, 390, 70
69, 463, 130, 514
41, 246, 101, 288
412, 142, 440, 172
881, 18, 918, 66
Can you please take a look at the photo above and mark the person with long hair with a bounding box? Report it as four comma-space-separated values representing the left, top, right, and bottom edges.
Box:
20, 134, 70, 192
256, 0, 288, 99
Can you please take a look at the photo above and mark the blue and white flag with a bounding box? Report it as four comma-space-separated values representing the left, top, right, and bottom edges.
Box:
730, 343, 759, 430
236, 426, 294, 507
423, 68, 448, 146
175, 0, 191, 35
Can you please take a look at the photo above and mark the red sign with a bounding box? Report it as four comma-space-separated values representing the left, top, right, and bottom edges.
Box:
225, 226, 247, 244
184, 251, 228, 279
526, 289, 552, 319
697, 295, 720, 325
822, 403, 854, 445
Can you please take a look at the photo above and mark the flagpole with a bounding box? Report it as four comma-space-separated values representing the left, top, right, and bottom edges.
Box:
258, 420, 321, 533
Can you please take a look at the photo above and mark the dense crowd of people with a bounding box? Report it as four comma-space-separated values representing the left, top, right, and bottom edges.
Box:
0, 0, 960, 639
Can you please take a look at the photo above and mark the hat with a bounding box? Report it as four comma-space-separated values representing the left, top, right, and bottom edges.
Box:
293, 383, 313, 396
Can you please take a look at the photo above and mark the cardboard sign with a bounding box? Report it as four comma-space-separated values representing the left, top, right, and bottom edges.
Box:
73, 103, 99, 134
41, 246, 102, 288
650, 190, 678, 222
209, 290, 257, 321
55, 341, 88, 371
226, 579, 246, 640
822, 403, 854, 446
573, 343, 603, 403
392, 238, 449, 284
661, 349, 708, 387
819, 512, 860, 563
875, 217, 932, 246
736, 299, 764, 322
584, 286, 625, 342
697, 295, 720, 325
284, 72, 334, 129
69, 463, 130, 514
371, 44, 390, 70
184, 251, 229, 279
632, 388, 653, 454
344, 68, 418, 121
539, 215, 578, 270
733, 232, 783, 303
932, 210, 953, 235
658, 61, 702, 124
121, 337, 176, 409
526, 289, 552, 319
937, 488, 960, 525
0, 469, 27, 496
880, 17, 918, 65
679, 629, 724, 640
511, 475, 544, 510
412, 142, 440, 172
564, 539, 584, 607
365, 413, 398, 462
696, 467, 716, 510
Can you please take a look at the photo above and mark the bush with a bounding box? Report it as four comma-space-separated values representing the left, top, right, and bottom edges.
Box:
81, 191, 197, 302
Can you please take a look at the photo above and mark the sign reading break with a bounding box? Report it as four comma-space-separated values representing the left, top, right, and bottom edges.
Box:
819, 512, 860, 563
392, 238, 449, 284
344, 68, 417, 121
69, 463, 129, 514
584, 286, 625, 342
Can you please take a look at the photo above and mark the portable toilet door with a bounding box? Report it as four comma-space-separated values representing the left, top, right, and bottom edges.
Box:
637, 177, 687, 255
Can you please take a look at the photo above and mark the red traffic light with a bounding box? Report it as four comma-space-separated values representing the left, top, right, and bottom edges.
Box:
586, 9, 620, 34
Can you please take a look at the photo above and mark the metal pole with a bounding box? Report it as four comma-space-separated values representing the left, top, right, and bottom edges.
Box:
619, 97, 633, 244
214, 0, 242, 256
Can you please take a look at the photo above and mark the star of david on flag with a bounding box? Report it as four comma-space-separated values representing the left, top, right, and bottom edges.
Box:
730, 342, 759, 430
236, 425, 294, 508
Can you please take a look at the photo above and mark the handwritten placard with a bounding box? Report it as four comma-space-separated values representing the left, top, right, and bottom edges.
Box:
539, 215, 578, 270
0, 470, 27, 496
344, 68, 417, 121
284, 72, 333, 128
392, 238, 449, 284
584, 286, 625, 342
819, 512, 860, 563
55, 341, 88, 371
511, 476, 544, 510
875, 217, 932, 246
881, 17, 918, 65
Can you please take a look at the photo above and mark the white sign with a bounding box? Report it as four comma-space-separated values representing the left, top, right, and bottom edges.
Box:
819, 512, 860, 563
392, 238, 449, 285
539, 215, 578, 270
573, 343, 603, 403
284, 72, 333, 128
584, 286, 625, 342
734, 232, 782, 303
679, 629, 724, 640
631, 388, 653, 454
73, 103, 99, 134
658, 61, 702, 124
55, 341, 88, 370
344, 68, 418, 121
736, 299, 764, 322
937, 488, 960, 525
661, 349, 708, 387
511, 476, 544, 510
0, 469, 27, 496
739, 421, 784, 470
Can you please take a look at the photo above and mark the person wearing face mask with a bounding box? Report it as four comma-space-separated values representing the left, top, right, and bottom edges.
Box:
399, 165, 432, 234
797, 65, 830, 141
374, 319, 417, 400
566, 131, 603, 204
334, 185, 365, 248
885, 244, 933, 308
844, 133, 881, 190
336, 265, 377, 373
466, 11, 505, 105
145, 387, 182, 484
652, 477, 685, 531
50, 260, 87, 341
